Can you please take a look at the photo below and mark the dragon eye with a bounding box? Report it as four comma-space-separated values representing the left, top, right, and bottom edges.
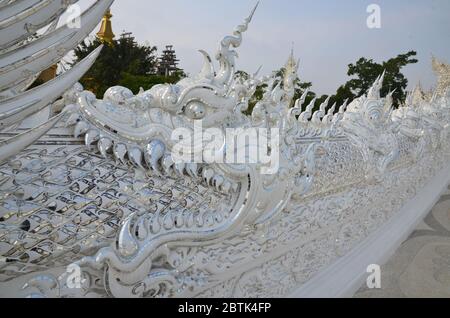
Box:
185, 101, 206, 119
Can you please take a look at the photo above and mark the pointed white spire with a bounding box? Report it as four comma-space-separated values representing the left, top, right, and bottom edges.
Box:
368, 70, 385, 99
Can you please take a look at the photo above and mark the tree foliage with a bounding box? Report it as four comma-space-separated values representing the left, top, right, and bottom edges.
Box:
331, 51, 418, 108
243, 51, 418, 114
119, 72, 183, 93
72, 32, 184, 97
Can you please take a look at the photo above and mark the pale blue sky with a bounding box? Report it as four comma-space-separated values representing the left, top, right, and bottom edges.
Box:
73, 0, 450, 95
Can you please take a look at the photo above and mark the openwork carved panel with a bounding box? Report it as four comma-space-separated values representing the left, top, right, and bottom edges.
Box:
0, 145, 237, 285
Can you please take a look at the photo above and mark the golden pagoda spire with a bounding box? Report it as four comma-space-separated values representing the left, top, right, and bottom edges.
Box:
96, 9, 115, 46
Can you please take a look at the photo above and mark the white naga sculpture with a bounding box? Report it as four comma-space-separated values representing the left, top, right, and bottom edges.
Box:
0, 2, 450, 298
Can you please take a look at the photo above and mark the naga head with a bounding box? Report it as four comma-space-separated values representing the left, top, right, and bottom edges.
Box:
344, 72, 392, 130
92, 3, 261, 129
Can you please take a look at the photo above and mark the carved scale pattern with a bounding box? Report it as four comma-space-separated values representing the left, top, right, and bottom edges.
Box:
0, 144, 236, 284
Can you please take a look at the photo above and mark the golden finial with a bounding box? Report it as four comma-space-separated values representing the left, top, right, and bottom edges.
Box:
96, 9, 115, 46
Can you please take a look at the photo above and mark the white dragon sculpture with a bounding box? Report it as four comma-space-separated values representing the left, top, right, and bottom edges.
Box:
0, 1, 449, 298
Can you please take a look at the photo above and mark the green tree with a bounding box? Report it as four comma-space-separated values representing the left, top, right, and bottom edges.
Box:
119, 72, 184, 94
332, 51, 418, 108
73, 32, 184, 97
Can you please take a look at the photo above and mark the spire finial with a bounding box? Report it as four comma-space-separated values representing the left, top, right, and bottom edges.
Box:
97, 9, 115, 46
247, 1, 260, 23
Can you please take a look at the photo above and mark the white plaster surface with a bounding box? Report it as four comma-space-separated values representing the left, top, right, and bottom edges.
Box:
355, 187, 450, 298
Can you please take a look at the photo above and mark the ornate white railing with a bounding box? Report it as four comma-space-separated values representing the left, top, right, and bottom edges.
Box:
0, 3, 449, 298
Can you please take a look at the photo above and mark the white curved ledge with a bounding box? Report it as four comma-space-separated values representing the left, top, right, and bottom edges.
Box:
0, 0, 77, 50
0, 45, 102, 128
290, 164, 450, 298
0, 0, 113, 91
0, 112, 62, 163
0, 0, 41, 21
